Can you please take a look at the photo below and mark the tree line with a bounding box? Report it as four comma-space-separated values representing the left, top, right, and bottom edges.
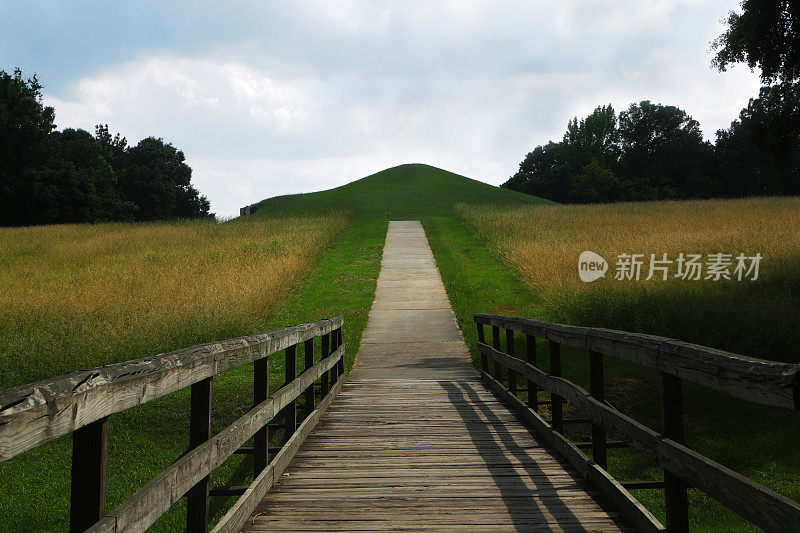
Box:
0, 68, 212, 226
504, 1, 800, 204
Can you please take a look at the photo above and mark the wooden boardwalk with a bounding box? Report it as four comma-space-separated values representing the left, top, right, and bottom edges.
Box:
243, 221, 630, 531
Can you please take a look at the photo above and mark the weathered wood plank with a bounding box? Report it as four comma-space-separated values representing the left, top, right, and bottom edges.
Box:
69, 416, 109, 533
251, 376, 633, 533
186, 377, 213, 532
85, 344, 343, 533
0, 317, 343, 462
212, 377, 345, 533
482, 344, 800, 533
482, 372, 666, 533
475, 314, 800, 409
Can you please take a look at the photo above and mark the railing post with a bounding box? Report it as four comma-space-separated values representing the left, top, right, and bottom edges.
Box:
70, 416, 109, 533
253, 357, 269, 477
284, 345, 297, 439
662, 372, 689, 533
187, 377, 212, 532
320, 333, 330, 397
549, 341, 563, 434
304, 338, 315, 416
589, 350, 607, 469
506, 328, 517, 395
491, 326, 502, 381
526, 334, 538, 411
330, 328, 339, 385
477, 322, 488, 373
336, 327, 345, 376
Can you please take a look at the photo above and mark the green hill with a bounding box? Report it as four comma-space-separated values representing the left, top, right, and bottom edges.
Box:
253, 163, 551, 219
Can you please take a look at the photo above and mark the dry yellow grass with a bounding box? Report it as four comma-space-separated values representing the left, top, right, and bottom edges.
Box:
0, 214, 348, 387
458, 197, 800, 361
459, 197, 800, 295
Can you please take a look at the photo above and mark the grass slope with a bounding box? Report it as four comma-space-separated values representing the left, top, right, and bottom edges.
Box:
254, 163, 552, 219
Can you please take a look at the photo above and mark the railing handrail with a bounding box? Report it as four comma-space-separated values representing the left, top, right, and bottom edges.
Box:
475, 313, 800, 532
0, 316, 343, 462
0, 316, 346, 533
475, 314, 800, 409
88, 343, 345, 533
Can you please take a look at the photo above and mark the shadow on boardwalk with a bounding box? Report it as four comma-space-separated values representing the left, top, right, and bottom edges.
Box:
441, 380, 586, 532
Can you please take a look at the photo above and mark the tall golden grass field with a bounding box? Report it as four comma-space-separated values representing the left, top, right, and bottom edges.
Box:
0, 214, 348, 388
458, 197, 800, 361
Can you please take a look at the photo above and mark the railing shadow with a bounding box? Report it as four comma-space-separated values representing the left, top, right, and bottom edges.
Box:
439, 380, 587, 532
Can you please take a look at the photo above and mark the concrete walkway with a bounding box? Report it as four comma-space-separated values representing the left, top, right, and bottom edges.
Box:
352, 220, 475, 380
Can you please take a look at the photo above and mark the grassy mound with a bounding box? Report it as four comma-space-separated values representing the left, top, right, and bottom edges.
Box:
253, 163, 552, 219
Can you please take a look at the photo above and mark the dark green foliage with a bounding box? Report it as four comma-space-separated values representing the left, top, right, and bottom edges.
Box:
713, 0, 800, 84
118, 137, 210, 221
0, 69, 58, 226
503, 105, 626, 204
716, 82, 800, 196
617, 101, 716, 199
505, 98, 795, 203
0, 69, 211, 226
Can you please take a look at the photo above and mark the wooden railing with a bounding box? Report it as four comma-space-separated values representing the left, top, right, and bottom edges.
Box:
0, 316, 346, 533
474, 314, 800, 533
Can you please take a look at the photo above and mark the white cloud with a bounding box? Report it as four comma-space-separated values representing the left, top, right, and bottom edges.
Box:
37, 1, 762, 218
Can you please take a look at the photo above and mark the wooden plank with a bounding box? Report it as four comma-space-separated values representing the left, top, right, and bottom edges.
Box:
247, 517, 629, 528
589, 350, 607, 470
336, 328, 344, 376
320, 333, 329, 397
303, 339, 314, 415
282, 345, 297, 441
249, 377, 635, 533
506, 328, 517, 395
477, 322, 488, 372
86, 345, 343, 533
257, 495, 615, 507
271, 478, 587, 489
186, 377, 212, 532
243, 521, 622, 533
549, 340, 563, 433
491, 325, 502, 381
0, 316, 344, 462
661, 372, 688, 533
482, 346, 800, 532
212, 376, 345, 533
252, 358, 268, 477
527, 333, 538, 411
70, 416, 109, 533
482, 372, 666, 533
475, 314, 800, 409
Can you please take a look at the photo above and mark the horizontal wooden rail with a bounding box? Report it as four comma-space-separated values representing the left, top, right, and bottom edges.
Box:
475, 314, 800, 533
0, 317, 345, 533
475, 314, 800, 409
86, 344, 343, 533
211, 377, 346, 533
0, 317, 342, 462
481, 372, 665, 533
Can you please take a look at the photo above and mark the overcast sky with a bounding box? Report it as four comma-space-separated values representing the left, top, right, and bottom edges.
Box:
1, 1, 760, 217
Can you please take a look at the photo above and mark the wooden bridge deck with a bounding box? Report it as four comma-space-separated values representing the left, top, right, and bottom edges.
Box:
243, 221, 631, 531
244, 378, 630, 531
